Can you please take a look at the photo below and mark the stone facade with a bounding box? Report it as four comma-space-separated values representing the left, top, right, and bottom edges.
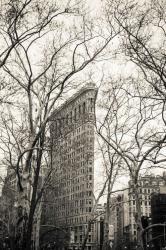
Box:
109, 192, 129, 249
42, 84, 97, 250
128, 174, 165, 242
109, 174, 166, 249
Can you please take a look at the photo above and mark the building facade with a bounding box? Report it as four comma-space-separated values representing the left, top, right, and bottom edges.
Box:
42, 84, 97, 249
109, 174, 166, 249
0, 167, 18, 248
128, 174, 165, 243
109, 192, 129, 249
93, 204, 105, 250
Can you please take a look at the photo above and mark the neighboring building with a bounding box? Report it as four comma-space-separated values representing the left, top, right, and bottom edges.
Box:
128, 174, 165, 243
109, 192, 129, 249
2, 167, 17, 199
41, 84, 97, 249
95, 204, 105, 216
1, 165, 43, 250
109, 174, 166, 249
0, 196, 8, 248
0, 167, 17, 248
151, 187, 166, 249
93, 204, 105, 250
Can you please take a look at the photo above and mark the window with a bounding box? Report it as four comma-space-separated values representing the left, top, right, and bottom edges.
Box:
89, 175, 92, 180
89, 167, 92, 172
70, 111, 72, 123
79, 104, 81, 114
88, 235, 92, 243
90, 98, 93, 112
66, 114, 68, 124
83, 102, 86, 113
74, 108, 77, 121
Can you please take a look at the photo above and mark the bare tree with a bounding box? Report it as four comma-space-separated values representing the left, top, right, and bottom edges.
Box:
78, 128, 123, 250
0, 1, 119, 249
96, 134, 123, 250
95, 76, 166, 250
89, 0, 166, 249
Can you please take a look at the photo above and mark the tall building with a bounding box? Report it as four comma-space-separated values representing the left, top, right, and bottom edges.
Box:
0, 167, 18, 248
109, 192, 129, 249
109, 174, 165, 249
93, 204, 105, 250
42, 84, 97, 249
128, 174, 165, 243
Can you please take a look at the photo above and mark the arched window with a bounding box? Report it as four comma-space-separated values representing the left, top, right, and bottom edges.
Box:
70, 111, 72, 123
74, 108, 77, 121
79, 104, 81, 115
66, 114, 68, 125
83, 102, 86, 113
90, 98, 94, 112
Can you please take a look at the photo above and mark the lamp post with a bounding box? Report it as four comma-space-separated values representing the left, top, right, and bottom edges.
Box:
164, 222, 166, 247
146, 243, 149, 249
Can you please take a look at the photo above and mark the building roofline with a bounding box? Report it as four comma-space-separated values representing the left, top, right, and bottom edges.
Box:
51, 83, 97, 117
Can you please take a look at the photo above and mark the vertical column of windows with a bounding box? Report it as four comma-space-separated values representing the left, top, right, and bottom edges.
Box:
83, 102, 86, 114
51, 90, 95, 243
74, 108, 77, 121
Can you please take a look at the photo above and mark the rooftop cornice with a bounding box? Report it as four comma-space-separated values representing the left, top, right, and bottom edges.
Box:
51, 83, 98, 118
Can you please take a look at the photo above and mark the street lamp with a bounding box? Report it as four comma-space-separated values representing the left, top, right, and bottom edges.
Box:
164, 222, 166, 247
146, 244, 149, 249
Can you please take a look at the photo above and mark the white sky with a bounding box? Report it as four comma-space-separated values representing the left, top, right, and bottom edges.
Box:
0, 0, 165, 199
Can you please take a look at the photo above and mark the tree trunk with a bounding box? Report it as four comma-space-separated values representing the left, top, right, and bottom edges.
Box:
134, 184, 144, 250
25, 133, 44, 250
102, 177, 112, 250
24, 169, 40, 250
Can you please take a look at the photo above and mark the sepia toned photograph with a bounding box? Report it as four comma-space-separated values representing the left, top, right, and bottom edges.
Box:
0, 0, 166, 249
